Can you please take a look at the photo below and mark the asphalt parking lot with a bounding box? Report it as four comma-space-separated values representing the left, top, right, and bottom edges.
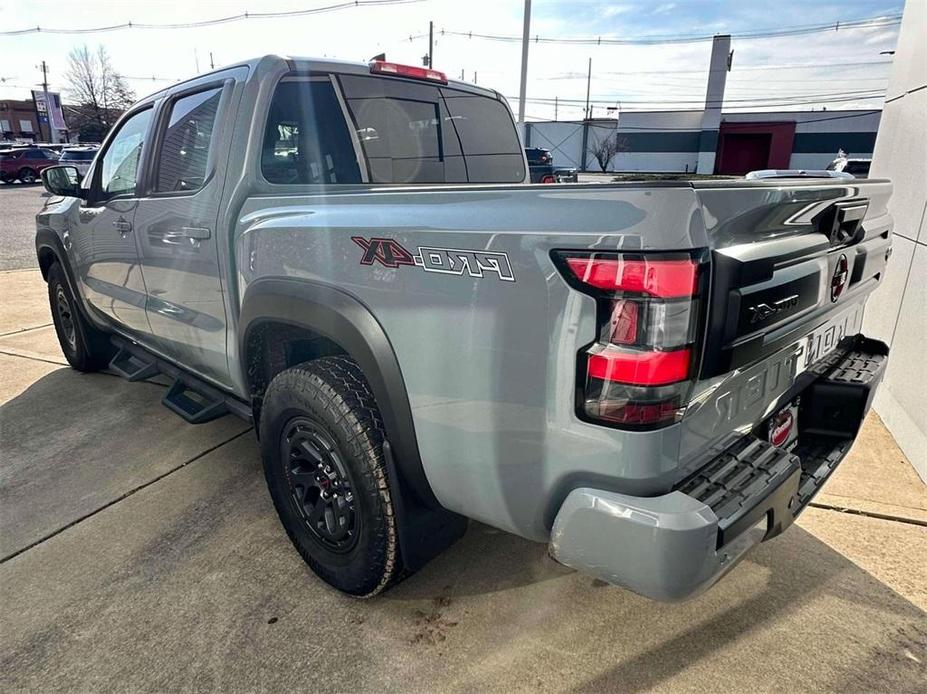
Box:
1, 184, 926, 692
0, 182, 46, 271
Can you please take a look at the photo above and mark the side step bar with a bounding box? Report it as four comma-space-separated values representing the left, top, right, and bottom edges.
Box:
108, 337, 252, 425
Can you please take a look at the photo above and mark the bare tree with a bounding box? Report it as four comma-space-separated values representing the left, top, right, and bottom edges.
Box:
65, 45, 135, 141
588, 131, 628, 172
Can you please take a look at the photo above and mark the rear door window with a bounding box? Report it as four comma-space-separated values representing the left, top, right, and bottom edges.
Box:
155, 87, 222, 193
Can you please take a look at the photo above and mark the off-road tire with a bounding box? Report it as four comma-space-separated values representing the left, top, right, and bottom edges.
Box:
47, 261, 113, 371
17, 167, 37, 184
259, 356, 400, 597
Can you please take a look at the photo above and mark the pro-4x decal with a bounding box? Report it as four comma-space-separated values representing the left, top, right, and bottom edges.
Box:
352, 237, 515, 282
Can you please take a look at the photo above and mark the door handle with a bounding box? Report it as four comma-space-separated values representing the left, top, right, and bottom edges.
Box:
154, 226, 212, 248
178, 226, 211, 240
113, 218, 133, 234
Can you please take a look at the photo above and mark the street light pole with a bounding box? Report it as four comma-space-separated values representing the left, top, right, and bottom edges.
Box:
584, 57, 592, 120
517, 0, 531, 123
428, 21, 433, 68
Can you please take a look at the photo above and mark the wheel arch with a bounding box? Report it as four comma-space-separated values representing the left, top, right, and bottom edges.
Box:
239, 277, 441, 510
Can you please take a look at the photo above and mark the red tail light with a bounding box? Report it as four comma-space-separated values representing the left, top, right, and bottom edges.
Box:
554, 250, 703, 428
587, 348, 692, 386
369, 61, 448, 84
564, 257, 697, 298
540, 174, 556, 184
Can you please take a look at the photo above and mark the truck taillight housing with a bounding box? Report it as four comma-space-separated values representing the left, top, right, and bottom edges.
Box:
554, 251, 704, 428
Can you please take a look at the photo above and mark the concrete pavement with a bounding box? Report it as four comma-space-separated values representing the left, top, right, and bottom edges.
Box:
1, 268, 925, 692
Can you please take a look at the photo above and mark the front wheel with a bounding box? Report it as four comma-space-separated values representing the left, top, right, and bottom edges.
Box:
17, 167, 37, 184
259, 356, 401, 597
47, 261, 113, 371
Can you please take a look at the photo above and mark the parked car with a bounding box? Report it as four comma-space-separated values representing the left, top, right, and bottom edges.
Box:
59, 147, 98, 179
526, 147, 578, 183
0, 147, 59, 184
36, 55, 893, 601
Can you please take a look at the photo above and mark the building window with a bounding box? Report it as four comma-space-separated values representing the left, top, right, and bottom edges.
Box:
19, 120, 33, 133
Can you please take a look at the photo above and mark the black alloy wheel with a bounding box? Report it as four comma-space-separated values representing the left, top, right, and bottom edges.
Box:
282, 417, 358, 552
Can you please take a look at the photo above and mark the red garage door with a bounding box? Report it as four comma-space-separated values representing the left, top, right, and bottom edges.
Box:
716, 121, 796, 175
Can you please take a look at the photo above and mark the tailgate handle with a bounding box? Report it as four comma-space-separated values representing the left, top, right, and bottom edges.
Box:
816, 199, 868, 247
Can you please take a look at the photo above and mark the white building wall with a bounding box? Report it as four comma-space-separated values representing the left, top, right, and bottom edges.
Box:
861, 0, 927, 481
611, 152, 699, 172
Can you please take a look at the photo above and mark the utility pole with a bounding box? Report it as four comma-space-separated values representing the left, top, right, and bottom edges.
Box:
460, 68, 465, 80
554, 96, 558, 121
517, 0, 531, 123
584, 57, 592, 120
209, 52, 215, 70
427, 21, 434, 68
473, 71, 477, 84
39, 60, 58, 144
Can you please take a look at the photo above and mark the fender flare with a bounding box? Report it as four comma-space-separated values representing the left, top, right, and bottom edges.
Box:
35, 228, 104, 329
238, 277, 441, 509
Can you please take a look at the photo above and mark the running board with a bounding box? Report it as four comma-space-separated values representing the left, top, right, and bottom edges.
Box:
162, 378, 229, 424
109, 346, 159, 381
108, 337, 252, 425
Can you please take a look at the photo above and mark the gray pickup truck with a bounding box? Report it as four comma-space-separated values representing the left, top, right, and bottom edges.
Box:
36, 55, 893, 601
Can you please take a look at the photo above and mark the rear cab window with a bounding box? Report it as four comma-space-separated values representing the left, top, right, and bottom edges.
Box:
261, 72, 525, 185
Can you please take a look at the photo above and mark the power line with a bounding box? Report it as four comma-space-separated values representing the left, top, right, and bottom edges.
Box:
0, 0, 424, 36
409, 14, 901, 47
122, 75, 181, 82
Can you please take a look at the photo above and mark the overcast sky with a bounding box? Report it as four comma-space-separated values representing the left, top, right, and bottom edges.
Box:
0, 0, 904, 121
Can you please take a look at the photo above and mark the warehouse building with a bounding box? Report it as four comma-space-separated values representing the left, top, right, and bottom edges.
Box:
523, 108, 880, 174
523, 34, 880, 175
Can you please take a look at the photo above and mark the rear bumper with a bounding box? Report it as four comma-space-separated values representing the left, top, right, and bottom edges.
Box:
549, 335, 888, 601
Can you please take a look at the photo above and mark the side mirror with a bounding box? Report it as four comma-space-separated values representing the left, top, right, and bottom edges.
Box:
41, 165, 83, 198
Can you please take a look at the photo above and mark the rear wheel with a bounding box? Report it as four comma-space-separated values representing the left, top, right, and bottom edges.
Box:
47, 262, 113, 371
259, 356, 400, 597
17, 167, 37, 184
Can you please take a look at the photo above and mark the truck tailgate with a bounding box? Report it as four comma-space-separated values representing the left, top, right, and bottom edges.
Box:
679, 178, 892, 477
